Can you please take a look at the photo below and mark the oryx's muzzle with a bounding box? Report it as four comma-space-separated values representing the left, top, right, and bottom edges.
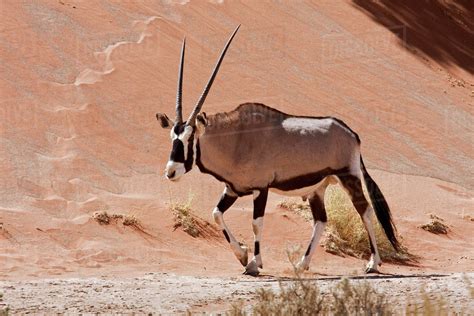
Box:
165, 160, 185, 181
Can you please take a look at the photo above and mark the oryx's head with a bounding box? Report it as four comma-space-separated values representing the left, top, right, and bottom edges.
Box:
156, 25, 240, 181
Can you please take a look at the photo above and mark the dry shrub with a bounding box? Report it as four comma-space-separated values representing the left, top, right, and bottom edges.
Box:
278, 200, 312, 221
404, 286, 450, 315
229, 272, 467, 315
229, 276, 390, 315
420, 215, 449, 234
463, 274, 474, 299
278, 185, 412, 263
252, 278, 324, 315
332, 278, 389, 315
324, 185, 412, 262
92, 211, 143, 230
92, 211, 111, 225
171, 200, 200, 238
122, 214, 139, 227
420, 221, 449, 234
0, 292, 8, 316
229, 251, 469, 315
461, 214, 474, 222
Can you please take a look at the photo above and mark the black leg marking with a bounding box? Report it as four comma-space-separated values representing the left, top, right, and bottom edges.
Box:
254, 241, 260, 256
302, 194, 327, 261
223, 230, 230, 243
304, 242, 312, 256
337, 174, 369, 213
217, 193, 237, 214
253, 189, 268, 219
369, 239, 376, 254
309, 194, 327, 223
338, 174, 379, 259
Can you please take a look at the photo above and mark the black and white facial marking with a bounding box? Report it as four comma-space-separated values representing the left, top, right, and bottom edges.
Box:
165, 123, 196, 181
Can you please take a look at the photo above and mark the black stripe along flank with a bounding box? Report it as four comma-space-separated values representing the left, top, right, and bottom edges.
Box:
270, 167, 350, 192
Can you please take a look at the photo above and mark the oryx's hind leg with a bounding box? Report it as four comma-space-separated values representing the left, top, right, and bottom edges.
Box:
244, 189, 268, 276
337, 173, 381, 273
296, 177, 334, 271
213, 185, 248, 267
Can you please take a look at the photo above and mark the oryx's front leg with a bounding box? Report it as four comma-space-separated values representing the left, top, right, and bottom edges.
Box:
244, 189, 268, 276
213, 186, 248, 266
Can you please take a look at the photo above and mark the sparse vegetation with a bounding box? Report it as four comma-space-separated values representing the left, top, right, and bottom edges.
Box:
278, 185, 413, 263
324, 185, 412, 262
229, 250, 467, 316
229, 275, 391, 315
463, 274, 474, 299
170, 198, 221, 239
420, 220, 449, 234
0, 292, 9, 316
171, 199, 201, 238
420, 214, 449, 234
278, 200, 312, 221
229, 268, 467, 315
92, 211, 112, 225
92, 211, 143, 230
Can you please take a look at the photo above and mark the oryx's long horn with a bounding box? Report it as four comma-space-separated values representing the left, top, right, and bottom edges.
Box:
187, 25, 240, 125
176, 38, 186, 123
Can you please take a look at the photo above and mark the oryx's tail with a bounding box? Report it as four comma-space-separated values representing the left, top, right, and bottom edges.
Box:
360, 156, 400, 251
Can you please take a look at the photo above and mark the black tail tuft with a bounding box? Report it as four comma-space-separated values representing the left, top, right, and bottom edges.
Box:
360, 157, 400, 251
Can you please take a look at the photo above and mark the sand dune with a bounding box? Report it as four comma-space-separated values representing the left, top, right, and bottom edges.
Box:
0, 0, 472, 313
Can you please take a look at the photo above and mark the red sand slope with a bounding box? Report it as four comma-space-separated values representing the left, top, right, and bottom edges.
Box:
0, 1, 472, 280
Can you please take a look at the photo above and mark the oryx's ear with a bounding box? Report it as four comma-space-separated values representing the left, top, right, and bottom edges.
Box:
156, 113, 173, 129
196, 112, 208, 135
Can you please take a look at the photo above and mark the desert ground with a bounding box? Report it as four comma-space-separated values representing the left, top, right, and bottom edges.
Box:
0, 0, 473, 314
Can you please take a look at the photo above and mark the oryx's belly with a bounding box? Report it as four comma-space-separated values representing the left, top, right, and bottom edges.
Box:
270, 185, 323, 197
270, 175, 337, 197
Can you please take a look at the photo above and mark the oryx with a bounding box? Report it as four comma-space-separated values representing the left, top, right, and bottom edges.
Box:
156, 26, 400, 276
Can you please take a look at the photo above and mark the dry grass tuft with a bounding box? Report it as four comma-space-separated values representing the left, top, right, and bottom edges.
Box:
420, 218, 449, 235
0, 292, 9, 316
122, 214, 139, 227
171, 200, 201, 238
229, 274, 390, 315
170, 199, 221, 239
92, 211, 143, 230
278, 200, 312, 221
463, 274, 474, 299
461, 214, 474, 222
278, 185, 413, 263
92, 211, 111, 225
228, 250, 469, 315
325, 185, 412, 262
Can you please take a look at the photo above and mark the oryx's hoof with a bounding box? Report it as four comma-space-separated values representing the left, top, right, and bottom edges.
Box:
243, 260, 260, 277
365, 267, 379, 274
365, 255, 381, 274
295, 258, 310, 272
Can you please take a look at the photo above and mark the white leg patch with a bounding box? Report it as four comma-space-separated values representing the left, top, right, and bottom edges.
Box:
252, 217, 264, 268
213, 208, 248, 266
297, 221, 326, 271
362, 207, 381, 271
